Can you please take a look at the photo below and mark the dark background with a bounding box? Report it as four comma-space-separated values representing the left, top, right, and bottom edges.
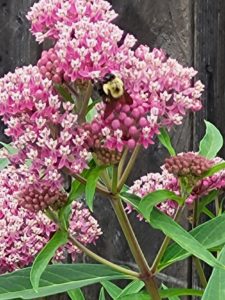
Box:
0, 0, 225, 299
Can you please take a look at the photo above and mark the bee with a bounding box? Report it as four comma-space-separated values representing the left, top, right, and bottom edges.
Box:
94, 73, 133, 119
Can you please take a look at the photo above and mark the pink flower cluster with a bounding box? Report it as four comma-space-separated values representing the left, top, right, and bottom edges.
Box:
128, 156, 225, 217
0, 65, 91, 192
27, 0, 117, 43
0, 166, 102, 274
26, 0, 204, 154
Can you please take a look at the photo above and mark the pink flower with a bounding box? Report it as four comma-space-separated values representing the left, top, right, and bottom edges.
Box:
0, 166, 102, 274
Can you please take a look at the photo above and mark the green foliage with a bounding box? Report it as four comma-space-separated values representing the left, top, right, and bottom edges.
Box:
202, 246, 225, 299
30, 230, 68, 291
116, 281, 144, 299
138, 190, 183, 220
68, 288, 85, 300
54, 84, 73, 103
0, 264, 130, 299
99, 287, 106, 300
101, 281, 122, 299
85, 165, 105, 211
0, 142, 18, 155
158, 128, 176, 156
197, 190, 219, 219
148, 208, 225, 270
199, 120, 223, 159
159, 213, 225, 270
0, 158, 9, 170
117, 288, 203, 299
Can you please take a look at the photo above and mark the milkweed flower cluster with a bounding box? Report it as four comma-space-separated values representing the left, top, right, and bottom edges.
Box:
0, 65, 91, 193
0, 0, 206, 273
27, 0, 117, 43
0, 166, 102, 274
128, 154, 225, 217
26, 0, 204, 155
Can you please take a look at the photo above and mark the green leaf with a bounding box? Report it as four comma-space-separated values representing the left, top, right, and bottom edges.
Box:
68, 160, 96, 204
149, 208, 225, 270
99, 287, 106, 300
201, 162, 225, 178
199, 120, 223, 159
160, 213, 225, 270
116, 281, 144, 299
120, 192, 141, 209
202, 245, 225, 300
0, 158, 9, 170
161, 284, 180, 300
68, 289, 85, 300
86, 99, 98, 123
197, 190, 219, 219
138, 190, 183, 220
0, 264, 131, 299
101, 281, 122, 299
0, 142, 18, 154
55, 84, 73, 103
30, 230, 68, 291
85, 165, 105, 211
158, 128, 176, 156
118, 288, 203, 299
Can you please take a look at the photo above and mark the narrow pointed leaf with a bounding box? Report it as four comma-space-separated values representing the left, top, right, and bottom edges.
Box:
116, 281, 144, 299
30, 230, 68, 291
160, 213, 225, 270
199, 120, 223, 159
0, 142, 18, 154
85, 166, 105, 211
201, 162, 225, 178
99, 287, 106, 300
149, 208, 225, 270
138, 190, 183, 219
101, 281, 122, 299
0, 264, 131, 299
0, 158, 9, 170
202, 245, 225, 299
118, 288, 203, 299
197, 190, 219, 219
158, 128, 176, 156
120, 192, 141, 209
68, 288, 85, 300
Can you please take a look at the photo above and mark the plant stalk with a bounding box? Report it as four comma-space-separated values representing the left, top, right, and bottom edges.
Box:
79, 81, 93, 123
69, 234, 139, 278
111, 196, 160, 300
117, 145, 141, 191
193, 257, 207, 288
151, 206, 184, 273
46, 209, 139, 278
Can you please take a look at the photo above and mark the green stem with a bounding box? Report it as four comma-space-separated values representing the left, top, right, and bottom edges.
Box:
79, 81, 93, 123
72, 173, 110, 197
192, 200, 207, 288
111, 196, 160, 300
193, 257, 207, 288
69, 234, 139, 278
118, 148, 128, 179
112, 165, 118, 194
100, 169, 112, 190
45, 210, 138, 278
117, 145, 141, 192
151, 206, 184, 273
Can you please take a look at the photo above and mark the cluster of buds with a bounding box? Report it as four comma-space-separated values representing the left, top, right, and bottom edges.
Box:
164, 152, 213, 178
16, 186, 67, 213
37, 48, 63, 83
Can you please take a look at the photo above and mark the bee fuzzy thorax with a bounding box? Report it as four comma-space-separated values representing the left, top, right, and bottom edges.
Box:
102, 76, 124, 99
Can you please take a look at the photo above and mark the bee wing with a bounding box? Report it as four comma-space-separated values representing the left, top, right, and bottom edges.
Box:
104, 100, 118, 119
124, 91, 133, 105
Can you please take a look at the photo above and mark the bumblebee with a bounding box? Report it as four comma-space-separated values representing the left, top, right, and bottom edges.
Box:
94, 73, 133, 119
